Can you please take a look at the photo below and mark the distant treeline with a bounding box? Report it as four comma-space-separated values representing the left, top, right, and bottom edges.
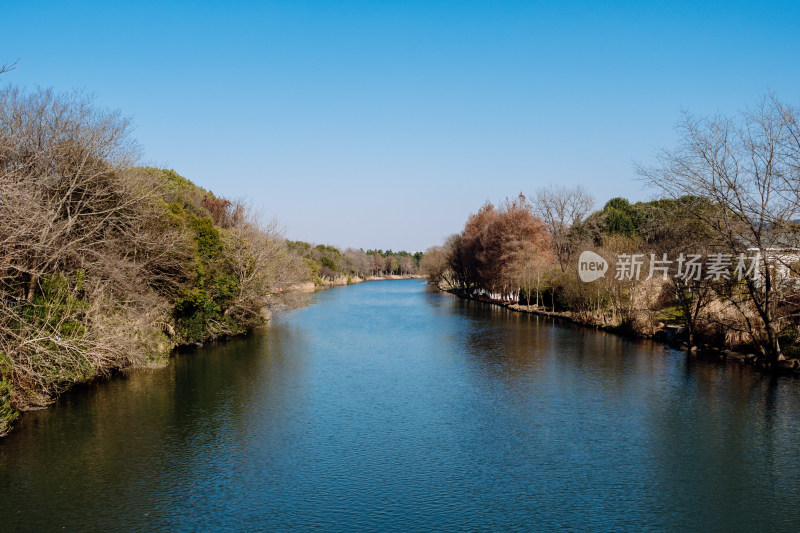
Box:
286, 242, 422, 284
424, 94, 800, 370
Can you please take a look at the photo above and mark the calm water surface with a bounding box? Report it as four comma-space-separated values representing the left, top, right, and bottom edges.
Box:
2, 279, 800, 531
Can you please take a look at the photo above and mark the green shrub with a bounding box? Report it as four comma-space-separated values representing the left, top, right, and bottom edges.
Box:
212, 272, 239, 306
305, 258, 323, 285
0, 352, 17, 436
18, 272, 88, 341
189, 215, 223, 260
174, 288, 218, 341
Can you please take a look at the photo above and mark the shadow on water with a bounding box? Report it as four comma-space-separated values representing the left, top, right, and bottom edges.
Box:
0, 322, 314, 529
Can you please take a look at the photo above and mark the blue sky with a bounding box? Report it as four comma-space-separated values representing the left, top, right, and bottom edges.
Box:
2, 1, 799, 251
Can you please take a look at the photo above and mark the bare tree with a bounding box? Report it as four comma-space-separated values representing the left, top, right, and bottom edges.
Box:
0, 87, 144, 297
507, 242, 550, 306
222, 213, 307, 327
382, 255, 396, 275
638, 95, 800, 363
371, 252, 383, 276
341, 248, 370, 279
533, 185, 594, 271
443, 234, 469, 289
0, 87, 191, 413
420, 246, 449, 285
0, 60, 17, 76
399, 255, 414, 275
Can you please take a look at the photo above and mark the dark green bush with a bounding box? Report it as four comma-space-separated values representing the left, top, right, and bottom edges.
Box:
0, 352, 17, 436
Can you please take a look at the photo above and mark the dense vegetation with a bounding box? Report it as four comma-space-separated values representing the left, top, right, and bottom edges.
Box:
425, 95, 800, 368
0, 86, 305, 435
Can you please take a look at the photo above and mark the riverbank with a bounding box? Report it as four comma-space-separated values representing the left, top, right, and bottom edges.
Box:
2, 276, 425, 437
443, 286, 800, 375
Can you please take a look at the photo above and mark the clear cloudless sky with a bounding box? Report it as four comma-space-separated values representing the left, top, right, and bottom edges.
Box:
2, 1, 799, 251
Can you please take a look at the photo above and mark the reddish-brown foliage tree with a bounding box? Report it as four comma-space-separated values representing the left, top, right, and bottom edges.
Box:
457, 194, 551, 293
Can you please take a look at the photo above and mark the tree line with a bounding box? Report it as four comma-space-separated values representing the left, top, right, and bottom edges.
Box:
286, 242, 422, 284
423, 94, 800, 369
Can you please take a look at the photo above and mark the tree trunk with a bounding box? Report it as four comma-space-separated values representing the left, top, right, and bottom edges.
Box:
26, 274, 39, 302
765, 319, 783, 363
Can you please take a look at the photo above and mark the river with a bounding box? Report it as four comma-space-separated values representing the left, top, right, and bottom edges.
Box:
2, 279, 799, 531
